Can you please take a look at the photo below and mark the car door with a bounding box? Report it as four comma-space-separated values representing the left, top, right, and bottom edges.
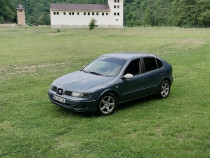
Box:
118, 58, 146, 102
141, 57, 164, 94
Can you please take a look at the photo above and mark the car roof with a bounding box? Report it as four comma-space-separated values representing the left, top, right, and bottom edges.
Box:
102, 52, 157, 60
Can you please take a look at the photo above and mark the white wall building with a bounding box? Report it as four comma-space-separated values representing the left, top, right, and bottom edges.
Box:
50, 0, 123, 28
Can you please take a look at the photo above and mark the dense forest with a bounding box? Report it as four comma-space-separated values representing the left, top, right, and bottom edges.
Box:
0, 0, 16, 23
1, 0, 210, 27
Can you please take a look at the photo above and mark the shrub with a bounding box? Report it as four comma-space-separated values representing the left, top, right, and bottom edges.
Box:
89, 18, 98, 30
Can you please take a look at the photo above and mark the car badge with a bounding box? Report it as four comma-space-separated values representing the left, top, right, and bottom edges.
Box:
58, 89, 63, 94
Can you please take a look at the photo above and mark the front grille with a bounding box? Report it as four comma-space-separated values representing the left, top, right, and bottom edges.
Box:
65, 91, 72, 96
57, 88, 63, 95
52, 86, 57, 92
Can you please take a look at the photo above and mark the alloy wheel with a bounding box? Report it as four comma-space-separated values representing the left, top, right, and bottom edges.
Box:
160, 81, 170, 98
99, 95, 116, 115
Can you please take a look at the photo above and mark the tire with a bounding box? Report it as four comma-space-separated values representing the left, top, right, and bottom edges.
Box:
97, 92, 117, 115
158, 80, 171, 98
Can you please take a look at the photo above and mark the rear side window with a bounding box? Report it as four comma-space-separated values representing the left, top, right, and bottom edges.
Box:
156, 58, 163, 68
124, 59, 140, 75
143, 57, 157, 72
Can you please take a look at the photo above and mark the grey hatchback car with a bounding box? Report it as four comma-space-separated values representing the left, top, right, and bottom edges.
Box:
48, 52, 173, 115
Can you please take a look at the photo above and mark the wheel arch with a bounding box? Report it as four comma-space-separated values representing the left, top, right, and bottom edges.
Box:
100, 89, 119, 102
162, 78, 171, 86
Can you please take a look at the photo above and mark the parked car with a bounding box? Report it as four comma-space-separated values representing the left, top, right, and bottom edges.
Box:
48, 52, 173, 115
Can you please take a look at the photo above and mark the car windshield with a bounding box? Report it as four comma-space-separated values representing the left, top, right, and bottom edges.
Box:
83, 56, 126, 77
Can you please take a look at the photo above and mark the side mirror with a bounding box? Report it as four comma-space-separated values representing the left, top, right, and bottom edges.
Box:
123, 73, 134, 79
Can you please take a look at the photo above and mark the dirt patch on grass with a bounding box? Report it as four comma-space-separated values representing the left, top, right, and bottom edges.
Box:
0, 121, 13, 131
13, 62, 68, 72
176, 39, 205, 48
0, 67, 7, 74
156, 125, 162, 133
0, 62, 68, 81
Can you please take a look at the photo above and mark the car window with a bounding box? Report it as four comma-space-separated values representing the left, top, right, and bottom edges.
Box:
156, 58, 163, 68
143, 57, 158, 72
83, 56, 126, 77
124, 59, 140, 75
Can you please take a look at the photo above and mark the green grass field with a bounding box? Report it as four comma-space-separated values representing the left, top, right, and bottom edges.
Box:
0, 26, 209, 157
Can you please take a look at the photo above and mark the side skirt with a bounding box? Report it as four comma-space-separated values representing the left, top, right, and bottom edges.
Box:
118, 92, 158, 105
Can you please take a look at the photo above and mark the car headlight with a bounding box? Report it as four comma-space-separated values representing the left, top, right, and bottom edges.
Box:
50, 84, 53, 90
50, 84, 58, 92
72, 92, 91, 98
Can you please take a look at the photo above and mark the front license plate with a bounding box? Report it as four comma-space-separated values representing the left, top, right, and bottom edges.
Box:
53, 95, 65, 103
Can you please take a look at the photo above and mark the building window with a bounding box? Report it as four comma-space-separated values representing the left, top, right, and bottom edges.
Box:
114, 5, 116, 8
117, 13, 120, 16
77, 12, 79, 15
63, 12, 66, 15
88, 12, 90, 15
69, 12, 71, 15
116, 19, 118, 21
106, 13, 108, 16
84, 12, 86, 15
92, 12, 94, 15
96, 12, 99, 16
53, 12, 56, 15
117, 0, 120, 2
114, 0, 116, 3
114, 12, 116, 16
72, 12, 74, 15
57, 12, 59, 15
117, 5, 120, 8
102, 13, 104, 16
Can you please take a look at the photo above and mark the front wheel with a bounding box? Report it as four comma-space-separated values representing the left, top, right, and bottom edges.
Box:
158, 80, 171, 98
98, 92, 117, 115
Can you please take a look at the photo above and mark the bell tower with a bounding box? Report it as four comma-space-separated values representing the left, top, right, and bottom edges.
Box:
108, 0, 123, 27
16, 4, 26, 25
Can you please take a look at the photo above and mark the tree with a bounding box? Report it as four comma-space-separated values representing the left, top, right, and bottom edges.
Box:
199, 10, 210, 25
37, 12, 50, 25
197, 0, 210, 26
0, 0, 16, 23
89, 18, 97, 30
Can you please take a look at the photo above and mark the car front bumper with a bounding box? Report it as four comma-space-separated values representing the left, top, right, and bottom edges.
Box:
48, 90, 98, 113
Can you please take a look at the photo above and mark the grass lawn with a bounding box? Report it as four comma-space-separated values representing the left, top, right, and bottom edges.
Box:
0, 26, 209, 157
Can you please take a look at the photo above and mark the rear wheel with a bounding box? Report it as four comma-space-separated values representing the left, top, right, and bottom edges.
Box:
158, 80, 170, 98
98, 92, 117, 115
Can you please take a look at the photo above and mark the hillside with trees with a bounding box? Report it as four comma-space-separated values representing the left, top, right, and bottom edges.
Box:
0, 0, 16, 23
124, 0, 210, 27
1, 0, 210, 27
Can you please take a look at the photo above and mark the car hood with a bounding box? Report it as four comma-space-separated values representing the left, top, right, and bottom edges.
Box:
52, 71, 114, 92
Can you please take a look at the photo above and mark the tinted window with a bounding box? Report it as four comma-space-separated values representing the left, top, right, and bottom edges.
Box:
156, 58, 163, 68
143, 57, 157, 72
124, 59, 140, 75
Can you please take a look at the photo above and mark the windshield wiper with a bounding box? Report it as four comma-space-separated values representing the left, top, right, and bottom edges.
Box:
88, 71, 102, 76
80, 69, 88, 73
